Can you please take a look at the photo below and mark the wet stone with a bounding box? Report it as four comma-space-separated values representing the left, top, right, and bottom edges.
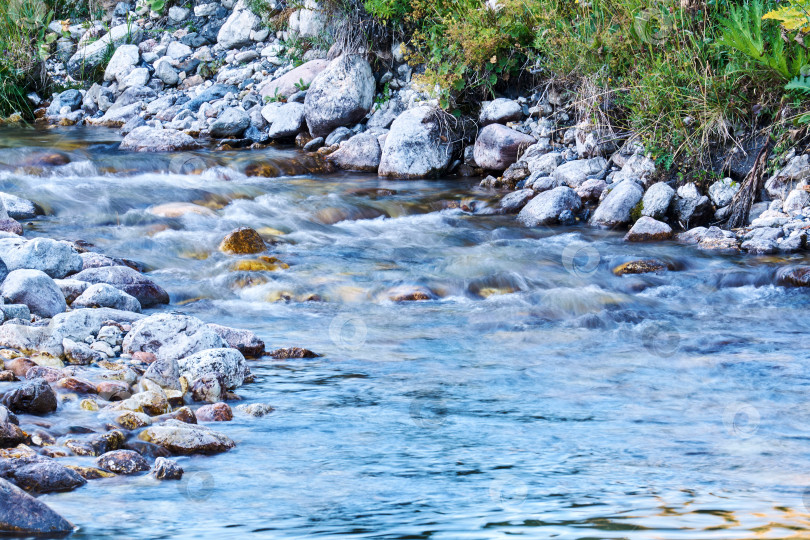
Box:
0, 477, 73, 535
1, 379, 57, 415
219, 227, 266, 255
613, 259, 671, 276
0, 455, 86, 493
96, 450, 150, 475
269, 347, 320, 359
152, 456, 183, 480
196, 402, 233, 422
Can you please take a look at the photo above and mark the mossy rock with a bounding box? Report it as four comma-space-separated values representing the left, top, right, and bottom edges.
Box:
613, 259, 671, 276
219, 227, 266, 255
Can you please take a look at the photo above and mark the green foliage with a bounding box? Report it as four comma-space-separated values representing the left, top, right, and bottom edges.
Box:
718, 0, 807, 79
293, 78, 310, 91
0, 0, 56, 117
146, 0, 167, 14
763, 0, 810, 32
265, 88, 286, 103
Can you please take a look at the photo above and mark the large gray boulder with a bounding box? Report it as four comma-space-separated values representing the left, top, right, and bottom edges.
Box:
640, 182, 675, 220
72, 283, 141, 313
139, 419, 234, 455
71, 266, 169, 307
0, 456, 86, 493
177, 348, 250, 390
209, 108, 250, 138
0, 477, 73, 535
0, 238, 82, 278
0, 269, 66, 318
120, 127, 199, 152
258, 59, 328, 101
207, 324, 265, 358
328, 132, 382, 172
304, 55, 375, 137
104, 44, 140, 84
553, 157, 608, 188
624, 216, 672, 242
517, 186, 581, 226
67, 24, 143, 80
378, 106, 453, 178
764, 154, 810, 200
590, 179, 644, 228
0, 193, 38, 220
473, 124, 536, 171
217, 7, 261, 49
479, 98, 522, 126
673, 183, 712, 227
123, 313, 226, 361
262, 102, 306, 139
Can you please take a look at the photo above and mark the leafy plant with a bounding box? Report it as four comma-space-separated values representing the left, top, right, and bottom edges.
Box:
763, 0, 810, 32
293, 78, 310, 91
718, 0, 807, 80
265, 88, 286, 103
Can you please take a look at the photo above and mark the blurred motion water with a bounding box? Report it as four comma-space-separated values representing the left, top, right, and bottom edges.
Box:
2, 126, 810, 539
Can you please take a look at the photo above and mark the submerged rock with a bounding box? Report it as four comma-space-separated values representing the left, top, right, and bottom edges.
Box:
0, 477, 73, 535
139, 419, 235, 454
777, 266, 810, 287
613, 259, 670, 275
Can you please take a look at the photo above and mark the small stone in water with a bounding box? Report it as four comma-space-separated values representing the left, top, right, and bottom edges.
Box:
268, 347, 320, 359
96, 450, 150, 475
195, 402, 233, 422
152, 457, 183, 480
235, 403, 274, 417
613, 259, 671, 276
219, 227, 266, 255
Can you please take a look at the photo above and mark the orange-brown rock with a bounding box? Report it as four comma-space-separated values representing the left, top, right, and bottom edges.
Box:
219, 227, 266, 255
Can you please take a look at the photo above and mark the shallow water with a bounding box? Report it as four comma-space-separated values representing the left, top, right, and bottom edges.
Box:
2, 126, 810, 539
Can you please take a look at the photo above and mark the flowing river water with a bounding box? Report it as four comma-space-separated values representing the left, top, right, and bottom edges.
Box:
2, 126, 810, 539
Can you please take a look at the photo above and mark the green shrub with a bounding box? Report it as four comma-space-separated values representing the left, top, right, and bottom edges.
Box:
0, 0, 57, 118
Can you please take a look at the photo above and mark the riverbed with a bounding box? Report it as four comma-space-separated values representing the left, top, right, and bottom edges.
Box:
2, 126, 810, 539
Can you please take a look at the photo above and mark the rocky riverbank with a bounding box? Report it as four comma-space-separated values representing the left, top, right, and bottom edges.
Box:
23, 0, 810, 258
0, 214, 312, 534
